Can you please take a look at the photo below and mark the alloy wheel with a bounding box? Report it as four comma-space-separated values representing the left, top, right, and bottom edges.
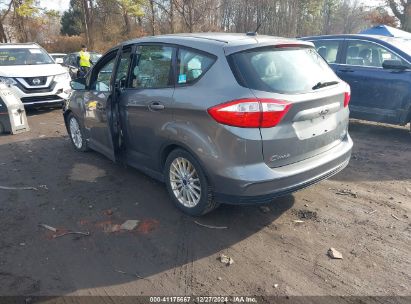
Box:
169, 157, 201, 208
69, 117, 83, 149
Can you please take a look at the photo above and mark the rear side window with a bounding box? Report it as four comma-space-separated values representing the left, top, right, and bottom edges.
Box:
176, 48, 215, 85
229, 47, 339, 94
130, 45, 174, 89
311, 40, 340, 63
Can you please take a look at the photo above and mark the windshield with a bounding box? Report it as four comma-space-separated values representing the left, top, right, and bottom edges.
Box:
51, 54, 65, 60
229, 47, 339, 94
0, 48, 54, 66
389, 38, 411, 55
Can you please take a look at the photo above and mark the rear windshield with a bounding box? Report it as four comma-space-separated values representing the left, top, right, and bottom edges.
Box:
0, 48, 54, 66
229, 47, 339, 94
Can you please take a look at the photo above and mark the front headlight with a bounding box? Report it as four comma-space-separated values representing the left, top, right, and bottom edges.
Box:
0, 77, 17, 86
54, 72, 71, 82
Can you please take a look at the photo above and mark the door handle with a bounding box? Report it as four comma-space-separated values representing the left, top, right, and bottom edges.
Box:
338, 69, 354, 73
148, 102, 165, 111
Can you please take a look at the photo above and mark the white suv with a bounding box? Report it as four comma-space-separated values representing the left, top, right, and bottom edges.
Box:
0, 43, 71, 107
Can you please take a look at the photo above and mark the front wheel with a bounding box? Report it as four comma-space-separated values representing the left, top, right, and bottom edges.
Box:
164, 149, 218, 216
67, 113, 89, 152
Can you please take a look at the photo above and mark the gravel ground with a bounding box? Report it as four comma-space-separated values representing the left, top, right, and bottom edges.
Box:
0, 108, 409, 299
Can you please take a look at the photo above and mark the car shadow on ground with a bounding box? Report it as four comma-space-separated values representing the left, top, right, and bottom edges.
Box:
0, 136, 294, 295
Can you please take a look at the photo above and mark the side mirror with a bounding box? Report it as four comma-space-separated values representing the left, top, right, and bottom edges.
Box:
70, 78, 86, 90
55, 58, 64, 64
382, 60, 410, 70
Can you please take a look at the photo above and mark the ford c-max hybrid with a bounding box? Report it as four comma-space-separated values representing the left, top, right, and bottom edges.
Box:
64, 33, 353, 215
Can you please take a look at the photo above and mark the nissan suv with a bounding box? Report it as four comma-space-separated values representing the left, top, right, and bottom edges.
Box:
64, 33, 353, 215
0, 43, 71, 108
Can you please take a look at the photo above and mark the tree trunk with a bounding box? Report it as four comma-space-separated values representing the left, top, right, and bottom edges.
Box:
149, 0, 155, 36
0, 21, 8, 43
123, 9, 131, 36
82, 0, 94, 48
403, 2, 411, 32
170, 0, 174, 33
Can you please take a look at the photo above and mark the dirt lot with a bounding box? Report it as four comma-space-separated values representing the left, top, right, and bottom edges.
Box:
0, 109, 410, 299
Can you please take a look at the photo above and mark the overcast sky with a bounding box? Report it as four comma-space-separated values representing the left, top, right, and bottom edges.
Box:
40, 0, 70, 12
41, 0, 384, 13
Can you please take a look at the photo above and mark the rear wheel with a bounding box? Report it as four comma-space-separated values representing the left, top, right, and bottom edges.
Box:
165, 149, 218, 216
67, 113, 89, 152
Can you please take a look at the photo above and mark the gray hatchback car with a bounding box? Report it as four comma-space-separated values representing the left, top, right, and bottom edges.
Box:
64, 33, 353, 215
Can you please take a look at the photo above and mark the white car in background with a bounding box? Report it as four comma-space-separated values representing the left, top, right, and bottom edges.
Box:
50, 53, 67, 64
0, 43, 71, 108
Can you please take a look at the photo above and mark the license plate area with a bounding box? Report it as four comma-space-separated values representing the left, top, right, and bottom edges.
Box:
293, 114, 338, 140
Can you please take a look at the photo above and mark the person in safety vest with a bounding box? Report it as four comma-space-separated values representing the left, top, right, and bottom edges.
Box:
77, 45, 92, 77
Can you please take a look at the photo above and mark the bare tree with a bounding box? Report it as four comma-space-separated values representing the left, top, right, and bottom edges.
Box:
81, 0, 93, 47
387, 0, 411, 31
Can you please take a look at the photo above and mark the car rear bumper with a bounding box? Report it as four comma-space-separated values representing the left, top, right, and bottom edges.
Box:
213, 134, 353, 204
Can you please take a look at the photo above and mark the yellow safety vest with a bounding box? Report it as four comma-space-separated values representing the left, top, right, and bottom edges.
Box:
79, 50, 91, 67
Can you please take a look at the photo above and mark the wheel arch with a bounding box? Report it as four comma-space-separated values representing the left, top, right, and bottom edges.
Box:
160, 141, 215, 188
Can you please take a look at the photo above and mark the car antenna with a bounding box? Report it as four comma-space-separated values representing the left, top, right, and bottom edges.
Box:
246, 22, 262, 36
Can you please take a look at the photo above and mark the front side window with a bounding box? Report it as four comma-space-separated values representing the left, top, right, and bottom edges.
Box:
312, 40, 340, 63
345, 40, 404, 67
229, 46, 339, 94
130, 45, 173, 89
176, 48, 215, 85
0, 48, 54, 66
92, 57, 116, 92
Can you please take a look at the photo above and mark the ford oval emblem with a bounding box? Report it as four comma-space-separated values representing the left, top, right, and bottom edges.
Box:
320, 109, 329, 116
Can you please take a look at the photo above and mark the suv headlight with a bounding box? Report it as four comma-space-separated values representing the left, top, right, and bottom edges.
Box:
0, 77, 17, 86
54, 72, 71, 82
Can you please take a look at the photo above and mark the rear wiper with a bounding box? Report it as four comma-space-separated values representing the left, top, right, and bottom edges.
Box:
312, 81, 339, 90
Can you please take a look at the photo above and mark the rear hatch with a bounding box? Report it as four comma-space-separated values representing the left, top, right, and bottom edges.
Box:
227, 44, 350, 167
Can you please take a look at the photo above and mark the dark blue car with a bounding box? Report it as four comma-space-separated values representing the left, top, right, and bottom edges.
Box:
301, 34, 411, 129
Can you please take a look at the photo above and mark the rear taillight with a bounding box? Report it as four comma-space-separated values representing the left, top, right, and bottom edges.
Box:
208, 98, 291, 128
343, 84, 351, 108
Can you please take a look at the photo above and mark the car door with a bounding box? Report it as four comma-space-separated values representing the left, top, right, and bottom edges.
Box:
83, 49, 119, 161
336, 39, 410, 124
117, 44, 176, 174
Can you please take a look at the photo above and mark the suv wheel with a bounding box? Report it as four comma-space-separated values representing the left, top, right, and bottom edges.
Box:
67, 113, 88, 151
165, 149, 218, 216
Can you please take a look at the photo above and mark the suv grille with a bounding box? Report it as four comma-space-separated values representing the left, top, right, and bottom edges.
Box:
20, 95, 63, 104
16, 82, 55, 93
23, 76, 47, 86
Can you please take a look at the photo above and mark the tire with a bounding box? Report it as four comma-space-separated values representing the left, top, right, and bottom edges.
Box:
66, 113, 89, 152
164, 149, 219, 216
0, 123, 4, 135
